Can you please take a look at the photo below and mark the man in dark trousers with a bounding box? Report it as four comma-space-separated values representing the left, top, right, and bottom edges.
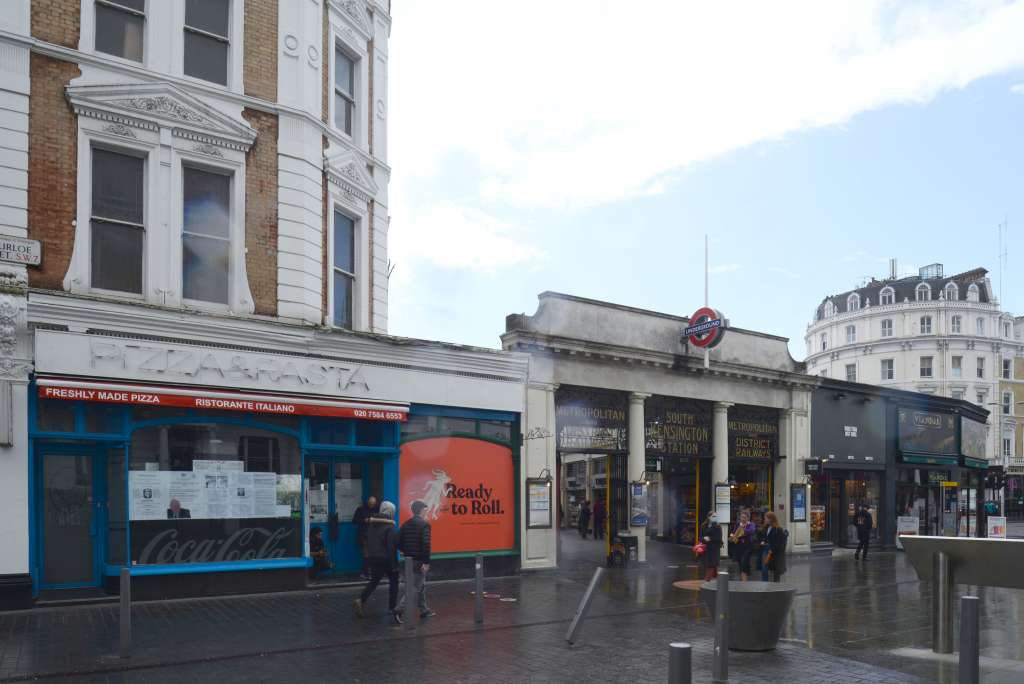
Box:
397, 500, 435, 619
578, 500, 592, 539
352, 495, 379, 579
853, 502, 873, 560
354, 501, 401, 623
592, 500, 606, 540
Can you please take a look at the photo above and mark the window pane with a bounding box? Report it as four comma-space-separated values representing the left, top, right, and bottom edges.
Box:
333, 272, 352, 328
334, 94, 352, 134
335, 49, 353, 93
183, 234, 229, 303
37, 399, 76, 432
91, 221, 143, 293
185, 0, 229, 37
95, 4, 144, 62
333, 211, 354, 273
92, 148, 143, 223
183, 168, 230, 238
184, 31, 228, 85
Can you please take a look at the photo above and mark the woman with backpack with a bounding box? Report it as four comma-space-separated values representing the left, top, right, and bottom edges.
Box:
764, 511, 788, 582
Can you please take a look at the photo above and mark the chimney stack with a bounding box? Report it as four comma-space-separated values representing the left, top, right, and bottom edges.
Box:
889, 258, 897, 279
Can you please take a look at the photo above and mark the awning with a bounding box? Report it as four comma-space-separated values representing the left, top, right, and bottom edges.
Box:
900, 452, 959, 467
37, 377, 408, 422
961, 456, 990, 470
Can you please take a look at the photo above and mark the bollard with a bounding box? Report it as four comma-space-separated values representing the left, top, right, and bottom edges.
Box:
565, 566, 603, 645
959, 596, 980, 684
404, 556, 416, 631
712, 571, 729, 683
474, 553, 484, 624
932, 552, 953, 654
668, 642, 692, 684
119, 567, 131, 659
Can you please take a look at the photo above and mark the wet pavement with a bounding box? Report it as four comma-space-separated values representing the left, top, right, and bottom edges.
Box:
0, 532, 1022, 682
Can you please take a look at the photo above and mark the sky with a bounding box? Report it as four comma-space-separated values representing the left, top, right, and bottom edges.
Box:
386, 1, 1024, 360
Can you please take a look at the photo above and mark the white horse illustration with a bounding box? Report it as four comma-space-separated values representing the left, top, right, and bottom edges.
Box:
417, 469, 452, 520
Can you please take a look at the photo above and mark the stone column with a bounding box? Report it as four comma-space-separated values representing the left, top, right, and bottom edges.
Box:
628, 392, 650, 562
713, 402, 733, 540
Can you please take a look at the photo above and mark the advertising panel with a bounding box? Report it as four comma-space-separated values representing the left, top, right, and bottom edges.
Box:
645, 396, 712, 459
987, 515, 1007, 539
399, 436, 515, 553
728, 405, 779, 460
960, 417, 988, 460
810, 388, 886, 465
130, 518, 301, 564
898, 409, 957, 455
555, 387, 628, 452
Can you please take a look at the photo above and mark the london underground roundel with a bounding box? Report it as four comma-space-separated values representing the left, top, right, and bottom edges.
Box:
684, 307, 727, 349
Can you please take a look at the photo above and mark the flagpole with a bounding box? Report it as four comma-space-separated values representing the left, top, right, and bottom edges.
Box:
704, 234, 710, 369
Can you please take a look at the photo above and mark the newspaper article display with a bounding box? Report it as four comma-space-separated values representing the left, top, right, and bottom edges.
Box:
129, 463, 291, 521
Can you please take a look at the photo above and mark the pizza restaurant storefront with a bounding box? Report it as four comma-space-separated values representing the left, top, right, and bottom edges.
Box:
22, 328, 527, 604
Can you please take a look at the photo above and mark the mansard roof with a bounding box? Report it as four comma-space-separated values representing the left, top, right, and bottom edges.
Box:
814, 267, 991, 321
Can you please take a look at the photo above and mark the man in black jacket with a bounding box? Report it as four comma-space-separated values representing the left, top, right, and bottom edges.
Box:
354, 501, 401, 622
853, 503, 873, 561
352, 496, 379, 579
397, 500, 435, 619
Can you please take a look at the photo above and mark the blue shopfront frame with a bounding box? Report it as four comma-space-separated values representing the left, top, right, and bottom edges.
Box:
27, 385, 401, 596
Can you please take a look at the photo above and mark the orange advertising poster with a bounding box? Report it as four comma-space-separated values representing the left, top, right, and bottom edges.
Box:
399, 436, 515, 553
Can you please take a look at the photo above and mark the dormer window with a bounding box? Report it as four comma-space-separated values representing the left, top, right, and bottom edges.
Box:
879, 286, 894, 306
823, 300, 836, 317
967, 283, 980, 302
944, 282, 958, 301
847, 293, 860, 311
915, 283, 931, 302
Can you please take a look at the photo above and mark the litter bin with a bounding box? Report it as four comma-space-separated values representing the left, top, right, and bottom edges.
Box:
699, 580, 795, 650
617, 533, 638, 565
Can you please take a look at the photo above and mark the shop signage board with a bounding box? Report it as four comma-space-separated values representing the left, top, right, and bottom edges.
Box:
728, 404, 779, 460
714, 484, 731, 524
898, 408, 957, 455
629, 482, 650, 526
645, 396, 712, 458
399, 436, 515, 553
896, 516, 919, 550
526, 478, 552, 529
555, 387, 628, 451
0, 235, 41, 266
987, 516, 1007, 539
961, 417, 988, 461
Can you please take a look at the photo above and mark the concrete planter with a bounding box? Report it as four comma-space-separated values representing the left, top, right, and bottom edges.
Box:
699, 580, 795, 651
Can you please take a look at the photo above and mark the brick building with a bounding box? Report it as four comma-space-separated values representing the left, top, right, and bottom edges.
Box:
0, 1, 546, 610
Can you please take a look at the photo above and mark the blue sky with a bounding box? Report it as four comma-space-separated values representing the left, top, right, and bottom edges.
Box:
386, 2, 1024, 359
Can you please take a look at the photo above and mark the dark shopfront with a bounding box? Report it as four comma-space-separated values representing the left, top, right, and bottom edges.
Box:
810, 380, 990, 550
29, 378, 522, 601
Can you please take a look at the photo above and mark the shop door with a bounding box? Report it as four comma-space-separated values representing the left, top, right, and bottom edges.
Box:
306, 455, 383, 576
37, 447, 107, 589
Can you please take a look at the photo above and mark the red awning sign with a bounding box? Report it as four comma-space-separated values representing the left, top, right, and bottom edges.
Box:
38, 379, 407, 422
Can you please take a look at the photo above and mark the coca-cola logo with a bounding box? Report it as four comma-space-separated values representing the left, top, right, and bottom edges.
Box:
137, 525, 294, 565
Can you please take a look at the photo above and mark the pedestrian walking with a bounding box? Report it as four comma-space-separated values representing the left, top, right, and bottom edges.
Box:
354, 501, 401, 622
352, 495, 379, 579
764, 511, 788, 582
755, 510, 770, 582
700, 511, 723, 580
578, 500, 592, 539
853, 502, 873, 560
397, 499, 435, 619
592, 500, 606, 540
729, 510, 756, 581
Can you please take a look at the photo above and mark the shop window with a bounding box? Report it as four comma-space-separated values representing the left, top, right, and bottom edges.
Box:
951, 356, 962, 378
439, 416, 477, 435
880, 359, 894, 380
401, 414, 438, 437
128, 423, 302, 565
951, 315, 962, 334
920, 316, 932, 334
309, 417, 353, 445
880, 319, 892, 337
332, 210, 356, 329
106, 446, 127, 565
84, 403, 123, 434
182, 167, 231, 304
920, 356, 933, 378
845, 473, 880, 542
479, 419, 513, 442
95, 0, 145, 62
355, 420, 394, 447
92, 148, 145, 294
729, 464, 772, 520
36, 398, 76, 433
184, 0, 230, 86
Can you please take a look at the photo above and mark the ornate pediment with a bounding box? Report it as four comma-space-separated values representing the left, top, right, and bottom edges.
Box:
329, 0, 372, 39
66, 82, 256, 152
325, 151, 379, 202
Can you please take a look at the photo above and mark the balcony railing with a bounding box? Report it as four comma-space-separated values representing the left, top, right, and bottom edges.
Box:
1008, 458, 1024, 474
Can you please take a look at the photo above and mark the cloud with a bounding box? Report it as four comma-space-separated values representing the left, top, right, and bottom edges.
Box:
710, 263, 742, 274
768, 266, 801, 279
1012, 83, 1024, 94
390, 1, 1024, 211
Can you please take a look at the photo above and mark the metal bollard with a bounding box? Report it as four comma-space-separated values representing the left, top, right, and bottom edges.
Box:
668, 642, 692, 684
119, 567, 131, 659
932, 552, 953, 654
474, 553, 484, 624
404, 556, 416, 630
959, 596, 980, 684
565, 566, 603, 645
712, 571, 729, 683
